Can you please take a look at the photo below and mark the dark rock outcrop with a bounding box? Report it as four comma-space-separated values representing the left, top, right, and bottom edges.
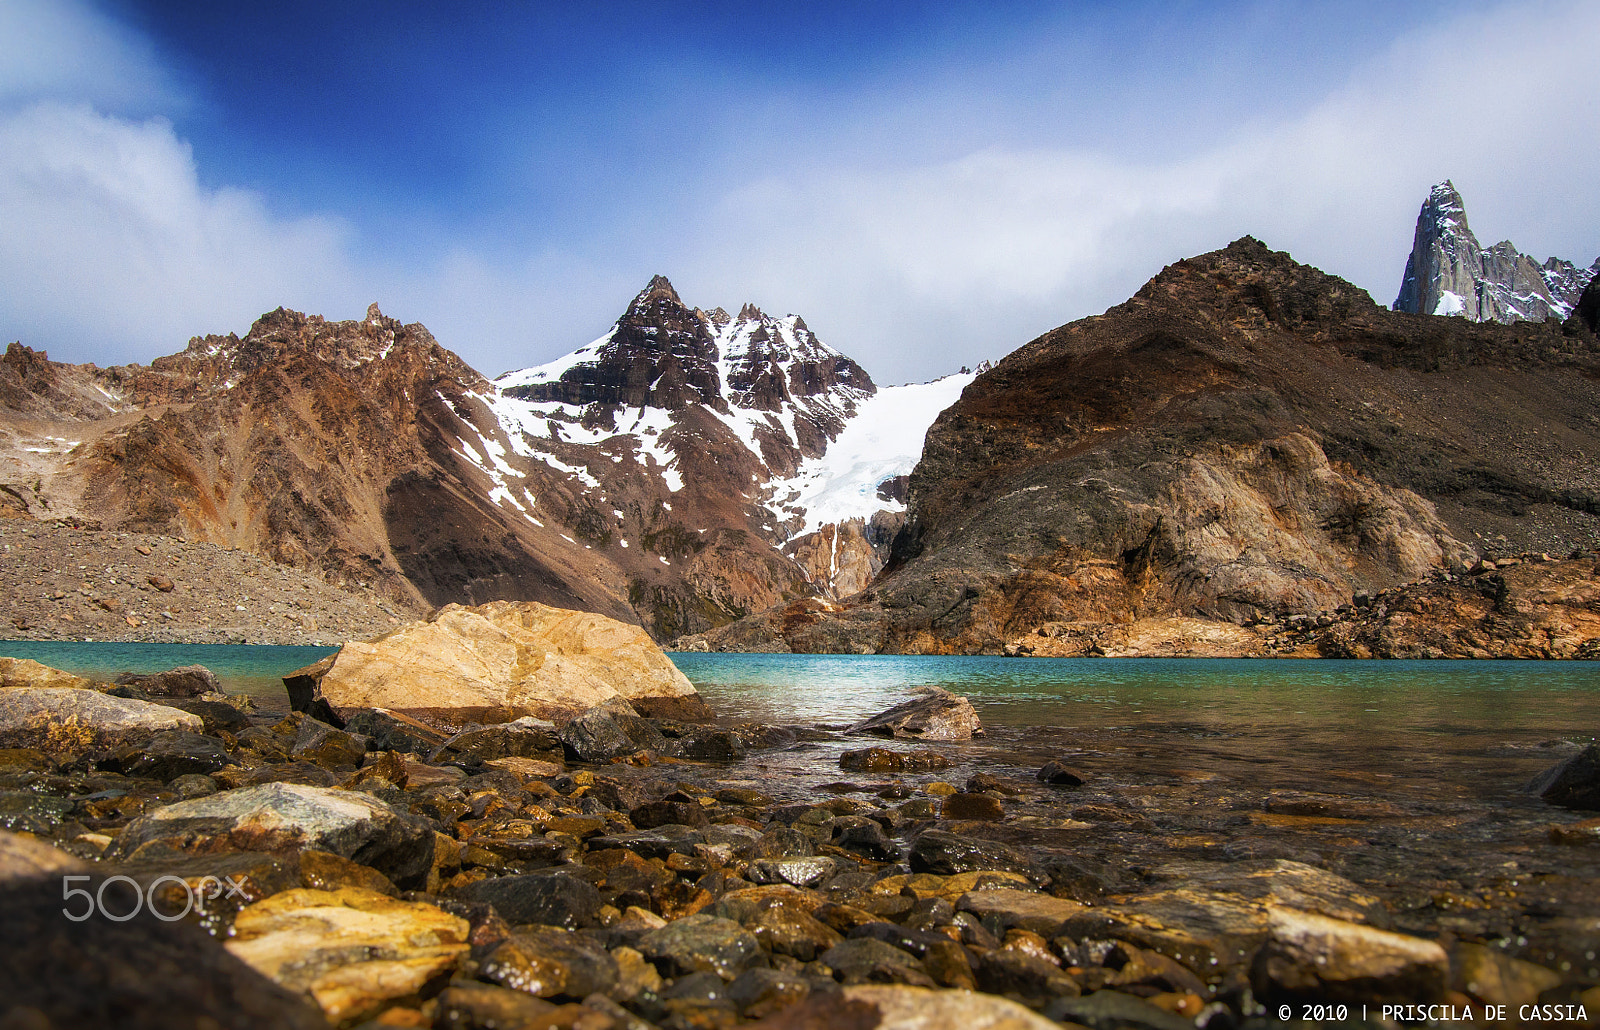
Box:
705, 237, 1600, 655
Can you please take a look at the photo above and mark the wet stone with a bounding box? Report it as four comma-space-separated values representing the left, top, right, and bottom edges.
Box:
0, 791, 73, 833
430, 718, 561, 765
672, 727, 748, 762
169, 772, 218, 799
637, 914, 763, 980
165, 699, 251, 736
449, 870, 603, 929
839, 747, 951, 773
589, 827, 704, 860
114, 730, 231, 782
973, 946, 1081, 1002
1529, 743, 1600, 811
845, 922, 953, 960
908, 830, 1039, 879
1036, 760, 1087, 786
817, 938, 936, 987
1251, 907, 1449, 1005
726, 967, 810, 1019
109, 782, 436, 889
746, 904, 842, 962
341, 709, 445, 756
955, 889, 1087, 938
480, 927, 619, 1000
832, 820, 900, 861
747, 856, 837, 888
558, 709, 641, 762
845, 688, 984, 741
941, 792, 1005, 821
433, 983, 560, 1030
632, 799, 711, 829
113, 665, 222, 699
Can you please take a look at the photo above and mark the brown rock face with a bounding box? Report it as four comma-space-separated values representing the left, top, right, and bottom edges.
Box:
706, 237, 1600, 654
3, 280, 904, 642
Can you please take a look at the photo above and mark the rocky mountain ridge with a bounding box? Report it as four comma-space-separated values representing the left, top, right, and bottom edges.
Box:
1, 286, 966, 642
691, 237, 1600, 654
1393, 181, 1597, 323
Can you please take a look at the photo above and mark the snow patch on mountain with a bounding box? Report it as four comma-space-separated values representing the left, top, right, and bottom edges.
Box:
769, 371, 976, 537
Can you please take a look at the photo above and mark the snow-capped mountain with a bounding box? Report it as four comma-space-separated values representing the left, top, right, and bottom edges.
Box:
1393, 181, 1598, 322
479, 276, 973, 620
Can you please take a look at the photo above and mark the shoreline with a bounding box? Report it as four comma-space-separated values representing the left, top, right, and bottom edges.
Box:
2, 651, 1599, 1024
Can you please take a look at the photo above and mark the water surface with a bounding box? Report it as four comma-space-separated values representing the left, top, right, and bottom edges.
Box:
0, 639, 336, 710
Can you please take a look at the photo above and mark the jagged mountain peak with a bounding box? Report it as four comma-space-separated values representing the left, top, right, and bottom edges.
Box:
736, 302, 765, 323
1393, 180, 1593, 323
631, 274, 685, 311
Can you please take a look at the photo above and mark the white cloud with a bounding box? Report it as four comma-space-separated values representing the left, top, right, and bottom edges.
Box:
0, 102, 358, 363
0, 0, 180, 111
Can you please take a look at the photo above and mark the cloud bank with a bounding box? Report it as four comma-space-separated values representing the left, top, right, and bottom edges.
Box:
0, 0, 1595, 384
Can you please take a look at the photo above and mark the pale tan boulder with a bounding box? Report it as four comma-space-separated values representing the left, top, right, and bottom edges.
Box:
286, 600, 710, 729
226, 887, 469, 1025
0, 687, 203, 752
0, 657, 97, 691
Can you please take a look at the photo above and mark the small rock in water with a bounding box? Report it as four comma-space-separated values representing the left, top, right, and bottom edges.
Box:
1527, 742, 1600, 811
846, 687, 984, 740
941, 792, 1006, 821
1037, 760, 1087, 786
839, 747, 951, 772
113, 666, 223, 700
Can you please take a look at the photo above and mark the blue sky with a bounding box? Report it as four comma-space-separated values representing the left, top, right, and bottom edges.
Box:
2, 1, 1597, 382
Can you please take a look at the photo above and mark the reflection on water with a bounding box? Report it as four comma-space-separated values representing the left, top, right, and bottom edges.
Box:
675, 654, 1600, 806
676, 653, 1600, 736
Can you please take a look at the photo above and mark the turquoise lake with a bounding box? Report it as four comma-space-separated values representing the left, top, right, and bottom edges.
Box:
3, 640, 1595, 751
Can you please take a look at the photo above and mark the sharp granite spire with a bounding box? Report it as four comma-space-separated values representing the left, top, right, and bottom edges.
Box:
1393, 181, 1597, 323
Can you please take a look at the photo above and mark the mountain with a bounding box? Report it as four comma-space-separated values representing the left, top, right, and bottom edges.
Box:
1393, 181, 1598, 322
486, 277, 975, 627
0, 285, 970, 641
696, 237, 1600, 655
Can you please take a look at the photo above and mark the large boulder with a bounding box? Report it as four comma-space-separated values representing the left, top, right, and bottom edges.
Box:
285, 600, 711, 729
846, 688, 983, 740
0, 687, 203, 752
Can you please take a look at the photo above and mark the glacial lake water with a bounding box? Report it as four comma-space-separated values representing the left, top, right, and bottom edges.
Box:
3, 641, 1597, 737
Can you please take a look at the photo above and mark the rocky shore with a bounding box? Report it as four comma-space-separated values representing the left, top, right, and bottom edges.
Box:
679, 550, 1600, 659
3, 644, 1599, 1028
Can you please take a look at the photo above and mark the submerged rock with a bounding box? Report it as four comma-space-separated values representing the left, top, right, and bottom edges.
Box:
1251, 906, 1449, 1004
846, 687, 983, 741
285, 600, 712, 729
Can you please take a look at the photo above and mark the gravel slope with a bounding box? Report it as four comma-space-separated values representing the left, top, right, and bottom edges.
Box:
2, 519, 428, 645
